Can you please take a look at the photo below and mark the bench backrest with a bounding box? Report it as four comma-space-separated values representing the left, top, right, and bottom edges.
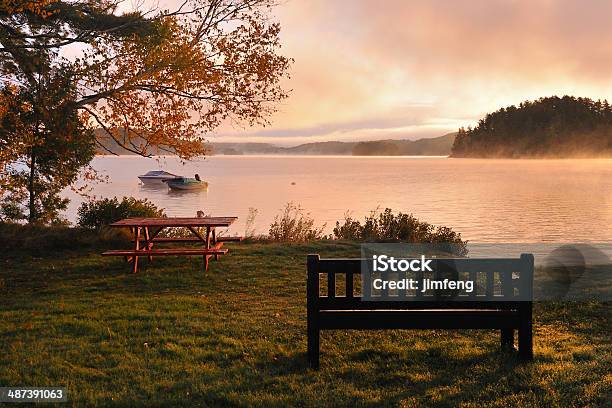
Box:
307, 254, 534, 311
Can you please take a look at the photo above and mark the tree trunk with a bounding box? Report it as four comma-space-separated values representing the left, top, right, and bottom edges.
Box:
28, 148, 36, 223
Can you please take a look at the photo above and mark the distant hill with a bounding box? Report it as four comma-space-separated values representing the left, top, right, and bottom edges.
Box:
451, 96, 612, 158
207, 142, 280, 155
288, 141, 356, 155
97, 133, 456, 156
210, 133, 455, 156
209, 141, 358, 155
351, 133, 456, 156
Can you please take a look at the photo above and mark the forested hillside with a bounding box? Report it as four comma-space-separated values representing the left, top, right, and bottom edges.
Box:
451, 96, 612, 157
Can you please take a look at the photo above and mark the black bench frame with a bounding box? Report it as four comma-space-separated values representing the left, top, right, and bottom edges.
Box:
306, 254, 534, 369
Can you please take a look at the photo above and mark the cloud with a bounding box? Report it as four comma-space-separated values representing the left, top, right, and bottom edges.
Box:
356, 0, 612, 82
167, 0, 612, 144
212, 106, 467, 145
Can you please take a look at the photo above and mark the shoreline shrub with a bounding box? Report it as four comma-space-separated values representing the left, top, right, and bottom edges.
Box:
77, 197, 165, 230
268, 203, 325, 242
333, 208, 468, 254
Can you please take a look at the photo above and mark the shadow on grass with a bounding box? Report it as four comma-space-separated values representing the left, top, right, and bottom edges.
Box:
241, 336, 531, 407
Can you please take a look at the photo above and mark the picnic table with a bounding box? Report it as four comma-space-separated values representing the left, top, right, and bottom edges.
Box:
102, 217, 241, 273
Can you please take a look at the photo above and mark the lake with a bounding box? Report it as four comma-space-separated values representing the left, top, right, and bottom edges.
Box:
63, 155, 612, 243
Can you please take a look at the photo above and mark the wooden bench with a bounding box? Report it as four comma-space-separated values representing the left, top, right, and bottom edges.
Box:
306, 254, 534, 369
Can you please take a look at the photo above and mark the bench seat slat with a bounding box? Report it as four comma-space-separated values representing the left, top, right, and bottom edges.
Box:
102, 248, 228, 256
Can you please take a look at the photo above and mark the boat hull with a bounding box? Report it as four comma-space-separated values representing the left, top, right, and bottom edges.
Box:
138, 176, 176, 185
167, 180, 209, 191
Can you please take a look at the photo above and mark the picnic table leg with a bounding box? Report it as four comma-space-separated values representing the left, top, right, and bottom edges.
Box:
211, 227, 219, 261
125, 227, 135, 263
204, 226, 211, 272
186, 226, 214, 273
132, 227, 140, 273
206, 226, 211, 249
144, 227, 153, 262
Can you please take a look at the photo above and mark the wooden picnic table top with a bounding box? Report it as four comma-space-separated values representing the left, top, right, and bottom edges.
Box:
109, 217, 238, 228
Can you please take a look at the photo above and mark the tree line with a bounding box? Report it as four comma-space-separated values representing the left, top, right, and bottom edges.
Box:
451, 96, 612, 157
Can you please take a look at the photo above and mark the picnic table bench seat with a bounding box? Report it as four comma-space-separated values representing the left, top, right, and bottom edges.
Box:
102, 248, 228, 257
132, 236, 243, 243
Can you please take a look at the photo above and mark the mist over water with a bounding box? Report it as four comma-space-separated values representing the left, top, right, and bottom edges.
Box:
63, 156, 612, 243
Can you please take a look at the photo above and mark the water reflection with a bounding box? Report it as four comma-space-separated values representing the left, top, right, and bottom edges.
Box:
139, 184, 168, 192
167, 188, 209, 197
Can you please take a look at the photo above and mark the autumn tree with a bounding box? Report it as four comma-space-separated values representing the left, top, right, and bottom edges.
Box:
0, 79, 96, 223
0, 0, 291, 222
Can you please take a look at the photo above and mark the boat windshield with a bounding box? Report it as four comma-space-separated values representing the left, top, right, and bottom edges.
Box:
145, 171, 174, 176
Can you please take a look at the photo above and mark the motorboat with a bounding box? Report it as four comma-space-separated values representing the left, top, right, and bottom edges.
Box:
138, 170, 180, 185
166, 176, 208, 191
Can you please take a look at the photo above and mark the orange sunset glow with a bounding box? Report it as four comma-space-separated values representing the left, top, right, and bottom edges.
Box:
207, 0, 612, 144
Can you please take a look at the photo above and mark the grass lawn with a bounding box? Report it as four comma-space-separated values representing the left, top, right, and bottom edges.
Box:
0, 235, 610, 407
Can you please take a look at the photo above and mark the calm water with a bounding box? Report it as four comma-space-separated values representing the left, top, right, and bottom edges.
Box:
63, 156, 612, 243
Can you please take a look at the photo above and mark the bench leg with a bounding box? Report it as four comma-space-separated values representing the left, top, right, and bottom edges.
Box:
518, 303, 533, 360
307, 326, 320, 369
501, 328, 514, 349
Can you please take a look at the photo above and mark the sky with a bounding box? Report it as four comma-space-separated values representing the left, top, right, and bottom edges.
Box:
152, 0, 612, 145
